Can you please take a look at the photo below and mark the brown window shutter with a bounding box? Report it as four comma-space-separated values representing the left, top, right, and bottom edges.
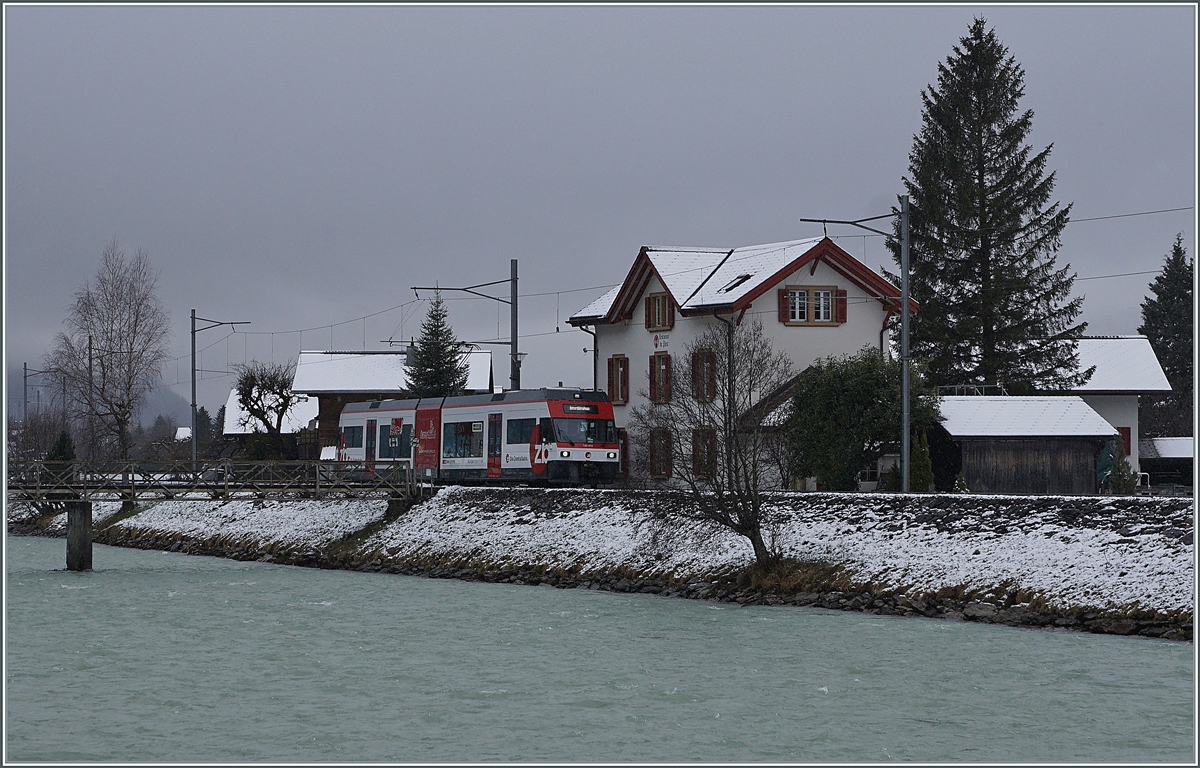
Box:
645, 296, 652, 328
778, 289, 789, 323
835, 290, 847, 323
692, 429, 702, 478
667, 299, 675, 328
620, 358, 629, 403
607, 357, 618, 400
664, 429, 672, 478
690, 351, 701, 400
706, 349, 717, 401
663, 353, 672, 401
648, 355, 657, 402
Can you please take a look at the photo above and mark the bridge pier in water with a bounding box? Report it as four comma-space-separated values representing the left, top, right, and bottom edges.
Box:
66, 500, 92, 571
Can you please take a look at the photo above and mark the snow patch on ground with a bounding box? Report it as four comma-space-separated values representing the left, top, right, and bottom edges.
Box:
771, 506, 1192, 612
110, 498, 388, 548
362, 488, 1193, 613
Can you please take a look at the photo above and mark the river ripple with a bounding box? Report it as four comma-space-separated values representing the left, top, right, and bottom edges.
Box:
5, 538, 1194, 762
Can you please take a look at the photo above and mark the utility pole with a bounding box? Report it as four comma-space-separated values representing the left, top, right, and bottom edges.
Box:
88, 334, 94, 462
510, 259, 520, 391
899, 195, 911, 493
23, 362, 28, 424
191, 310, 250, 465
800, 201, 913, 492
191, 309, 196, 462
412, 259, 521, 391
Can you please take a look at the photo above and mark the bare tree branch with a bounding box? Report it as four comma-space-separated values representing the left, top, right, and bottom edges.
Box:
45, 239, 171, 459
627, 318, 795, 566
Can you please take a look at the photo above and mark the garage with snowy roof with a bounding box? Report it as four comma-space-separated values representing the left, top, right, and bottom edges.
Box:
932, 395, 1118, 495
291, 349, 494, 448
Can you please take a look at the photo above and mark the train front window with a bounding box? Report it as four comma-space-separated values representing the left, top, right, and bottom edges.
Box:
552, 418, 617, 445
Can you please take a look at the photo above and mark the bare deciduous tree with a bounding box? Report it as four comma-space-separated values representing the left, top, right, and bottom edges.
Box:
47, 239, 171, 460
628, 318, 795, 566
233, 359, 305, 458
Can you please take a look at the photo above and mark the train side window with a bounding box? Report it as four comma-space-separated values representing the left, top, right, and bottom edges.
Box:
342, 425, 363, 449
443, 421, 484, 458
399, 424, 412, 458
378, 424, 413, 459
506, 418, 536, 445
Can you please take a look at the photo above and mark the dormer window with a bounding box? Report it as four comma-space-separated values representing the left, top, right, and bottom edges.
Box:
719, 274, 753, 294
645, 292, 674, 331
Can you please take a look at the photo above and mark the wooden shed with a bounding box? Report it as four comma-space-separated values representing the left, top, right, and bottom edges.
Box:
933, 396, 1118, 495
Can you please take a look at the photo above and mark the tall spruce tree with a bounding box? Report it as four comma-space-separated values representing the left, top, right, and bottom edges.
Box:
1138, 233, 1193, 436
407, 291, 470, 398
887, 18, 1087, 392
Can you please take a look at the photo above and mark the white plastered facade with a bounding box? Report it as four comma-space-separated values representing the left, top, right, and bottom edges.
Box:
592, 261, 895, 428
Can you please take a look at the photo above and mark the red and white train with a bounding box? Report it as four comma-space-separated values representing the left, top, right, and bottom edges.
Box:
336, 388, 621, 483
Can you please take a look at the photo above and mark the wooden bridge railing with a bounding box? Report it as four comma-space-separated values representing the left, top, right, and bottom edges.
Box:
5, 459, 417, 501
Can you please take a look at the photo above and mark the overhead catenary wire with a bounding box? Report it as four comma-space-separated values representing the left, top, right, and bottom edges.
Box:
168, 202, 1189, 381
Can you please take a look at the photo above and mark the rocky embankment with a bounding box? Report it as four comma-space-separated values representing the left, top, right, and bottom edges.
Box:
8, 488, 1194, 640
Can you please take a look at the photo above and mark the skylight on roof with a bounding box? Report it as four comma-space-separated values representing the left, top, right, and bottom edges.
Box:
719, 273, 753, 293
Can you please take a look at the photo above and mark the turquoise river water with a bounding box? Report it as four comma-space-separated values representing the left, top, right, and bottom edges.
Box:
5, 538, 1195, 762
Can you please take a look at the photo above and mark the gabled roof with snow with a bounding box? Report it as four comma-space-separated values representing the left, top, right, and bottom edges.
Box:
939, 396, 1118, 439
1072, 336, 1171, 393
1138, 437, 1194, 460
290, 350, 493, 395
223, 390, 320, 436
568, 237, 913, 325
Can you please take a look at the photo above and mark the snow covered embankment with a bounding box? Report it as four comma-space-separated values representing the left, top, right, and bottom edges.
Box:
360, 488, 1193, 617
8, 488, 1193, 638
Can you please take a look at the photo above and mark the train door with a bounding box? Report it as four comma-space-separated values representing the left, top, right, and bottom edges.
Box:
484, 412, 504, 475
365, 419, 377, 475
529, 417, 553, 476
415, 406, 440, 476
487, 413, 503, 477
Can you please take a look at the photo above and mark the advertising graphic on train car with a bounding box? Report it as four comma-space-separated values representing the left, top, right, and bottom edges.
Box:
415, 406, 440, 471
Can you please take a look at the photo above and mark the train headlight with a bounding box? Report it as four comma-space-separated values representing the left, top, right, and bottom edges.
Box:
560, 450, 571, 458
607, 452, 618, 459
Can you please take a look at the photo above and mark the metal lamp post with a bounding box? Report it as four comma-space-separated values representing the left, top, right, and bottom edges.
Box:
799, 196, 912, 492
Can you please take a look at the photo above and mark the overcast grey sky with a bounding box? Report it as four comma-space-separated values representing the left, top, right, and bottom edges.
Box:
4, 4, 1196, 419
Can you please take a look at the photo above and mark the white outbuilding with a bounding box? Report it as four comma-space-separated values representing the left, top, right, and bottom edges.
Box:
1070, 336, 1171, 473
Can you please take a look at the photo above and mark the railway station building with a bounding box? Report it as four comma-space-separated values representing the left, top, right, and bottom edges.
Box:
567, 236, 914, 479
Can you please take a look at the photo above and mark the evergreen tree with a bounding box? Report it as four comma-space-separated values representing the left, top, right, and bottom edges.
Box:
887, 18, 1086, 392
1107, 440, 1138, 496
407, 291, 469, 398
787, 346, 940, 491
195, 405, 213, 453
1138, 234, 1193, 436
46, 430, 76, 462
910, 430, 935, 493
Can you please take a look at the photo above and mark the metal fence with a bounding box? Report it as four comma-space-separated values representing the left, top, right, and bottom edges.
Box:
5, 460, 416, 501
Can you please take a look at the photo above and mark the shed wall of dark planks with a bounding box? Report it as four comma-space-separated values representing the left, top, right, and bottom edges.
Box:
961, 438, 1105, 495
